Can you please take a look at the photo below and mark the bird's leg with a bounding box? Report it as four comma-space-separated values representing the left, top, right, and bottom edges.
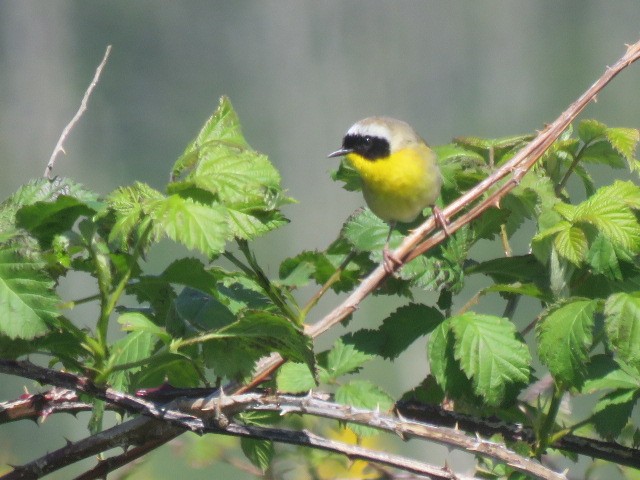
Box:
432, 205, 451, 236
383, 221, 402, 273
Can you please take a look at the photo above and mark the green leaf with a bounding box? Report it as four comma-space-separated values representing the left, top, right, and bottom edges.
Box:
108, 330, 156, 391
586, 234, 624, 281
276, 362, 317, 393
335, 380, 394, 436
537, 299, 599, 389
578, 119, 607, 144
0, 177, 99, 235
325, 338, 375, 378
342, 208, 399, 252
450, 313, 531, 405
224, 205, 289, 240
331, 160, 362, 192
172, 143, 281, 205
195, 311, 314, 376
158, 258, 216, 293
118, 312, 171, 345
466, 255, 548, 291
590, 389, 638, 439
16, 196, 98, 247
202, 339, 263, 380
604, 292, 640, 371
0, 248, 60, 339
375, 304, 444, 360
107, 182, 165, 248
173, 96, 249, 179
240, 438, 274, 472
129, 353, 201, 388
573, 188, 640, 252
553, 225, 588, 265
174, 287, 236, 332
148, 195, 228, 256
427, 320, 474, 400
483, 283, 550, 301
581, 140, 627, 168
583, 355, 640, 393
606, 127, 639, 163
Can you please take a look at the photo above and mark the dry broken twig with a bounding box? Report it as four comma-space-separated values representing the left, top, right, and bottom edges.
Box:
44, 45, 112, 179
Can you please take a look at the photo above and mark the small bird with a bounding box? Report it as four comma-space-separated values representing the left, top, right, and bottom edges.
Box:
328, 117, 444, 271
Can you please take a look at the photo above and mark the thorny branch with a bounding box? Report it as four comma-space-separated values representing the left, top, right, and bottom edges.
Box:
0, 360, 478, 480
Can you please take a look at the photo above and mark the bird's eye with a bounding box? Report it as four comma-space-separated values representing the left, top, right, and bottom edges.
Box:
364, 136, 372, 145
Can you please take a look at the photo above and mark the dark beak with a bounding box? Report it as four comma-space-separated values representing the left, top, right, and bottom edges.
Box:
327, 148, 352, 158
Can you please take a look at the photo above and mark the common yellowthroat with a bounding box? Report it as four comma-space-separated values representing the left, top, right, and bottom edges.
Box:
329, 117, 444, 271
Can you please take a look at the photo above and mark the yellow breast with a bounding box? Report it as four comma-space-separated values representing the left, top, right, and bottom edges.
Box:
346, 144, 441, 223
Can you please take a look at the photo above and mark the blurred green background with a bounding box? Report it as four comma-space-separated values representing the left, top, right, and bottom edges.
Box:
1, 1, 639, 478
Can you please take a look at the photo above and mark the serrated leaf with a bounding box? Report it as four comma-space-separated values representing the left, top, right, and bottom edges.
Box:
148, 195, 228, 256
179, 96, 248, 160
335, 380, 394, 436
240, 438, 274, 472
0, 248, 60, 339
194, 311, 314, 375
331, 160, 363, 192
130, 353, 201, 388
159, 258, 217, 293
276, 362, 317, 393
174, 143, 281, 205
604, 292, 640, 371
225, 206, 289, 240
606, 127, 639, 163
427, 320, 473, 400
0, 177, 99, 234
107, 182, 165, 248
581, 140, 627, 168
466, 254, 548, 291
537, 299, 599, 389
342, 208, 399, 252
375, 304, 444, 360
553, 225, 588, 265
174, 287, 236, 332
586, 234, 624, 281
118, 312, 171, 344
590, 389, 637, 439
578, 119, 607, 144
16, 196, 99, 247
202, 340, 262, 380
325, 338, 375, 378
109, 330, 156, 391
602, 180, 640, 210
583, 355, 640, 393
574, 188, 640, 251
450, 313, 531, 405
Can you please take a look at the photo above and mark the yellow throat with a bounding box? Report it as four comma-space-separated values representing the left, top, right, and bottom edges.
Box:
330, 117, 442, 224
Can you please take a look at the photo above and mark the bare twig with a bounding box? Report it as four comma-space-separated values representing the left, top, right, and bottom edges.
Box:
44, 45, 112, 178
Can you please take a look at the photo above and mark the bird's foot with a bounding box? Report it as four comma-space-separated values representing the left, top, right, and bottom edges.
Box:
383, 245, 402, 273
432, 206, 451, 236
